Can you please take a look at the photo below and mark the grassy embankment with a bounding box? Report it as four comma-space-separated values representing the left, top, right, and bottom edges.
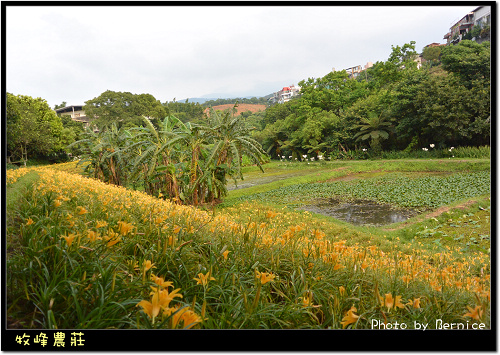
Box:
6, 158, 490, 329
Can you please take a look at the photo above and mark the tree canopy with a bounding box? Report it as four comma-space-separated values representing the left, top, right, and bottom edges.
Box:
7, 93, 65, 164
84, 90, 166, 129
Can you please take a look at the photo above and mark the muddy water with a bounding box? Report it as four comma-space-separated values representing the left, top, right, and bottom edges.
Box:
301, 198, 420, 226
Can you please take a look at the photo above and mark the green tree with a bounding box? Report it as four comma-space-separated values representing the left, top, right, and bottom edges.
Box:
365, 41, 419, 89
54, 101, 67, 110
298, 70, 368, 116
71, 124, 132, 186
353, 111, 392, 154
422, 46, 442, 67
84, 90, 166, 129
204, 106, 266, 199
441, 40, 490, 89
7, 93, 64, 165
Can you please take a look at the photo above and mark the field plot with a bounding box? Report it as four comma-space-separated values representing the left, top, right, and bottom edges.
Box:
6, 159, 490, 331
204, 103, 267, 116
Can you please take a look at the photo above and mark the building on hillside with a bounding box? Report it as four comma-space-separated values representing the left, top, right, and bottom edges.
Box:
269, 85, 301, 104
472, 5, 491, 43
55, 105, 98, 132
333, 62, 374, 79
444, 6, 491, 44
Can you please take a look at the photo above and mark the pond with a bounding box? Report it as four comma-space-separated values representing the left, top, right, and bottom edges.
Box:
300, 198, 421, 226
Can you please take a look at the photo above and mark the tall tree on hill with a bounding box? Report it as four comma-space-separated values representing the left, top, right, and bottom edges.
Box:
440, 40, 490, 89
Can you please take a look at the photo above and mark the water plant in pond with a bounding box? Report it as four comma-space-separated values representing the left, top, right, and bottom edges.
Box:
236, 171, 490, 209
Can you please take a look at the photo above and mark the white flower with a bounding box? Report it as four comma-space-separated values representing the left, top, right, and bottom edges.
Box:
310, 157, 315, 161
422, 148, 428, 151
318, 155, 324, 160
302, 155, 307, 158
289, 156, 292, 159
430, 144, 435, 148
282, 156, 285, 159
449, 149, 452, 152
450, 147, 454, 150
362, 148, 367, 152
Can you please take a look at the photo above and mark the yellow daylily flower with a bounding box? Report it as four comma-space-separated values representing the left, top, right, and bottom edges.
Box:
193, 271, 216, 286
173, 225, 181, 234
95, 220, 108, 229
117, 221, 134, 236
26, 218, 34, 226
143, 260, 156, 272
76, 206, 88, 215
340, 306, 360, 329
106, 236, 122, 248
150, 274, 174, 289
222, 250, 230, 260
339, 286, 346, 297
384, 293, 394, 310
54, 199, 62, 208
61, 233, 77, 247
170, 306, 202, 329
464, 305, 483, 320
136, 290, 162, 322
394, 295, 406, 309
87, 230, 101, 242
255, 270, 276, 285
137, 286, 183, 323
406, 298, 421, 309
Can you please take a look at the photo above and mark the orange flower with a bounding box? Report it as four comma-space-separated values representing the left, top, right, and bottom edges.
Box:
173, 225, 181, 234
193, 271, 215, 286
87, 230, 101, 242
76, 206, 88, 215
106, 236, 122, 247
464, 305, 483, 320
340, 306, 360, 329
266, 211, 277, 218
255, 270, 275, 285
222, 250, 230, 260
143, 260, 156, 272
394, 295, 405, 309
333, 263, 343, 271
384, 293, 394, 310
117, 221, 134, 235
95, 220, 108, 229
54, 199, 62, 208
406, 298, 421, 309
169, 305, 202, 329
61, 233, 77, 247
25, 218, 34, 226
150, 274, 174, 289
339, 286, 346, 297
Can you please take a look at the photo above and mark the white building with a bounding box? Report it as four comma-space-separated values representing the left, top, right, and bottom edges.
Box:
55, 105, 98, 132
269, 85, 301, 104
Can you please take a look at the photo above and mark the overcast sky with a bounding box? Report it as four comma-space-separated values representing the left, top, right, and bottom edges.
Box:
6, 4, 476, 108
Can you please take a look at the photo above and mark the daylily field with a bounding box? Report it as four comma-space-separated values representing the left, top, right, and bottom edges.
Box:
6, 159, 491, 330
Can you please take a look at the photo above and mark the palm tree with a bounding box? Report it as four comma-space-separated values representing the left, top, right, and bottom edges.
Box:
353, 111, 392, 154
204, 106, 266, 200
127, 116, 182, 200
70, 123, 131, 186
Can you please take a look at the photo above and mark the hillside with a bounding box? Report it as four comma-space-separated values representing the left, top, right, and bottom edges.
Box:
204, 103, 267, 116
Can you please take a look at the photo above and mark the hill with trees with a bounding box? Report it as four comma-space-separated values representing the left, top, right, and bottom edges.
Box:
252, 40, 490, 159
